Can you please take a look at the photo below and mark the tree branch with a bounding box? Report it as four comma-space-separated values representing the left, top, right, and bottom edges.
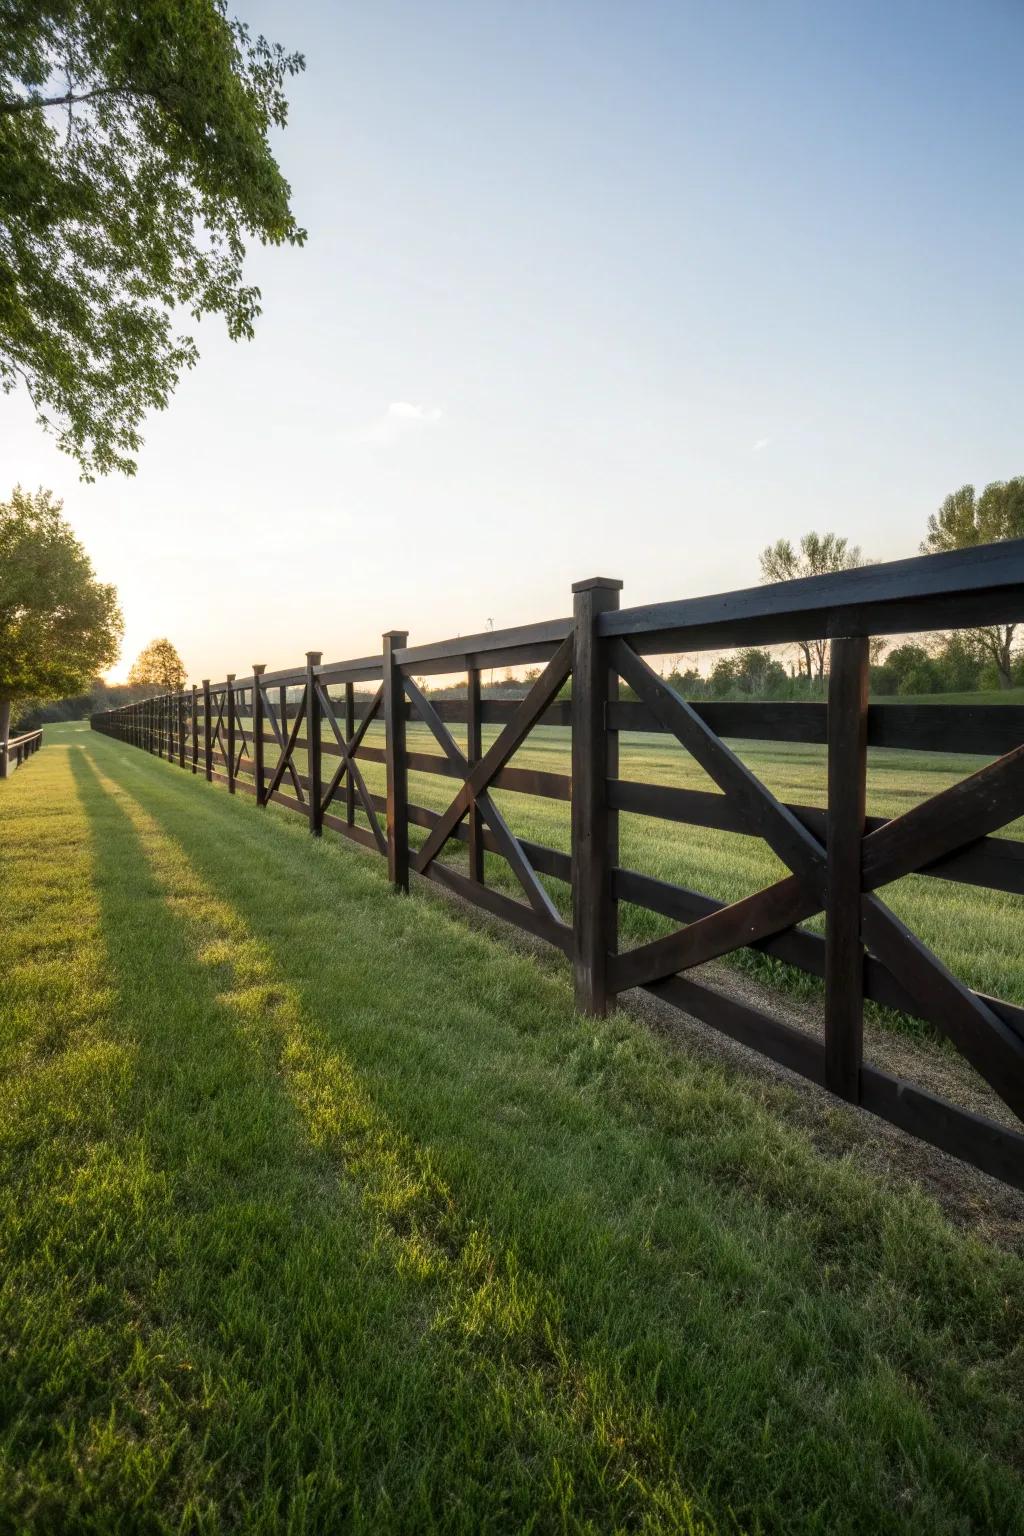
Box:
0, 84, 157, 116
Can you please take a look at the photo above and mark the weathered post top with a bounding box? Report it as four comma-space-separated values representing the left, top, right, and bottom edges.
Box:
571, 577, 624, 594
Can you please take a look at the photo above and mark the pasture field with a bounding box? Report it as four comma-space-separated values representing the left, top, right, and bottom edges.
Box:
274, 712, 1024, 1035
2, 723, 1024, 1533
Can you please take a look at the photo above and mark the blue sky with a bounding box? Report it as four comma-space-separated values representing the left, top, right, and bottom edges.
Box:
3, 0, 1022, 680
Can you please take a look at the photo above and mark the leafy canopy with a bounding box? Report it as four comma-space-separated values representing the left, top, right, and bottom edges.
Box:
921, 479, 1024, 687
128, 636, 187, 692
0, 1, 305, 478
0, 485, 123, 706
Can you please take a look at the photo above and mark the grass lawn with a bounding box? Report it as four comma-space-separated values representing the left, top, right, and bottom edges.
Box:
2, 723, 1023, 1533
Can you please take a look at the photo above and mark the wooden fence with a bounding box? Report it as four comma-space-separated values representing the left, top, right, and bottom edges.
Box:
92, 540, 1024, 1188
1, 728, 43, 778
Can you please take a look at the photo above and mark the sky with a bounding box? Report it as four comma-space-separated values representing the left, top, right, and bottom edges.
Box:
3, 0, 1023, 683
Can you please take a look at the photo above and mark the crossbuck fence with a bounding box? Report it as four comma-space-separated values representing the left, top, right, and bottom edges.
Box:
93, 541, 1024, 1188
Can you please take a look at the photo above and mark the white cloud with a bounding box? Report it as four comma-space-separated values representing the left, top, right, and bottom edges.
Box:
387, 401, 442, 423
351, 400, 444, 444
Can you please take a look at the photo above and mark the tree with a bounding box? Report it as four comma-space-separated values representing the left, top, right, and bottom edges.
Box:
759, 532, 866, 679
1, 2, 305, 479
922, 479, 1024, 688
128, 637, 187, 692
0, 485, 123, 758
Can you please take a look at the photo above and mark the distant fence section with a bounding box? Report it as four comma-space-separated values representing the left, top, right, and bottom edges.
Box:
92, 540, 1024, 1188
1, 728, 43, 779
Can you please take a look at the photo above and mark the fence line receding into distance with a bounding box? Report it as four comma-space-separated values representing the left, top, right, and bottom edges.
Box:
92, 539, 1024, 1189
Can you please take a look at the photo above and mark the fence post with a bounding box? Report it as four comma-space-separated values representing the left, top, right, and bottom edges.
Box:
202, 680, 213, 781
467, 666, 485, 884
305, 653, 323, 835
252, 665, 266, 805
383, 629, 409, 891
571, 577, 623, 1016
177, 691, 185, 768
345, 681, 356, 827
226, 675, 236, 793
824, 635, 870, 1102
191, 685, 198, 773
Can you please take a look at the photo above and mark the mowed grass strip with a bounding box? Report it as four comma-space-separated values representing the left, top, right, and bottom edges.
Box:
0, 723, 1021, 1534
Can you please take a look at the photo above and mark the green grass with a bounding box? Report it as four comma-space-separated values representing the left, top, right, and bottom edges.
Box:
1, 723, 1023, 1533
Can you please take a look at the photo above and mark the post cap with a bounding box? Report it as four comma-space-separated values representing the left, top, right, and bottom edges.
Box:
306, 650, 322, 665
201, 678, 210, 687
226, 673, 236, 682
382, 629, 409, 643
571, 576, 624, 593
252, 663, 266, 676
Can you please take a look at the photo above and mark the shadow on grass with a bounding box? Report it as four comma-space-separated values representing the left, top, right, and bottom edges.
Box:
64, 747, 719, 1534
67, 736, 1024, 1535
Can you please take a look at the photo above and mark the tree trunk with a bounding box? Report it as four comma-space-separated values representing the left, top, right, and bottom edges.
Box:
0, 697, 10, 779
998, 626, 1014, 690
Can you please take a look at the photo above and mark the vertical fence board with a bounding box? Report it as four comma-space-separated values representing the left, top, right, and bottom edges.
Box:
252, 666, 265, 805
345, 682, 356, 826
825, 635, 870, 1101
571, 577, 622, 1015
467, 666, 485, 885
306, 653, 323, 836
202, 681, 213, 781
383, 630, 409, 891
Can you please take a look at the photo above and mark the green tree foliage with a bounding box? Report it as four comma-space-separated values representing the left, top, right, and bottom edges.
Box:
922, 479, 1024, 688
0, 485, 123, 750
128, 637, 187, 692
0, 1, 305, 478
759, 532, 866, 679
708, 648, 788, 698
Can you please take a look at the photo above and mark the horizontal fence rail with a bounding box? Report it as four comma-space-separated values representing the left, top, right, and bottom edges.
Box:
0, 728, 43, 778
92, 539, 1024, 1189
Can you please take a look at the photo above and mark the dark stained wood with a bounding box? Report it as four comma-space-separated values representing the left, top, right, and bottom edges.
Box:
647, 974, 827, 1084
345, 681, 356, 826
824, 637, 869, 1102
867, 703, 1024, 757
305, 653, 323, 836
264, 686, 308, 804
395, 616, 571, 673
862, 895, 1024, 1120
607, 699, 1024, 757
613, 639, 827, 898
859, 1067, 1024, 1190
609, 699, 828, 744
191, 684, 198, 774
413, 637, 574, 875
610, 779, 1024, 896
316, 683, 387, 854
226, 676, 236, 794
467, 667, 484, 884
422, 860, 573, 955
202, 681, 213, 781
571, 577, 622, 1015
404, 674, 561, 923
613, 874, 819, 993
862, 742, 1024, 890
383, 630, 409, 891
602, 537, 1024, 655
252, 666, 266, 805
